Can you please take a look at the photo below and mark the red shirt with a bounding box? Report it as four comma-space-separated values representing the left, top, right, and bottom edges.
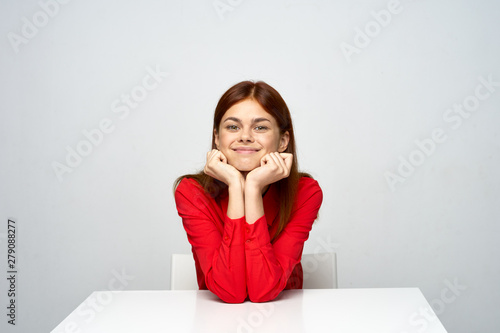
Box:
174, 176, 323, 303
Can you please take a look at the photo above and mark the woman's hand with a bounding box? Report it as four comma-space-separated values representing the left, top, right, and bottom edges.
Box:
204, 149, 245, 219
246, 152, 293, 192
204, 149, 244, 188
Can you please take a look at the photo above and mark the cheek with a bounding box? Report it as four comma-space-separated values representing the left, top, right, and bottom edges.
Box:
218, 134, 234, 148
263, 135, 281, 150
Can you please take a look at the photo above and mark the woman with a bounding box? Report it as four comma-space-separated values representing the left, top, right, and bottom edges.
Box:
174, 81, 323, 303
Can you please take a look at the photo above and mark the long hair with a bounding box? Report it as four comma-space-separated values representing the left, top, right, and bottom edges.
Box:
174, 80, 311, 242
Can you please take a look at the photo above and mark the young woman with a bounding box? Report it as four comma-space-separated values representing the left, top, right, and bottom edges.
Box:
174, 81, 322, 303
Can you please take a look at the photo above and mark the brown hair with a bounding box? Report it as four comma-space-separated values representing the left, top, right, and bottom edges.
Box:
174, 80, 312, 242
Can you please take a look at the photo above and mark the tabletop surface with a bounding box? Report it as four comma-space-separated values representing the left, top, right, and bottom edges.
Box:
52, 288, 447, 333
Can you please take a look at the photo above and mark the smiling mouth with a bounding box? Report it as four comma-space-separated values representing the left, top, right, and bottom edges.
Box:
232, 148, 260, 154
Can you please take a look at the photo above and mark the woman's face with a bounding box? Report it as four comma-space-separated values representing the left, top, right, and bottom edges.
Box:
214, 99, 289, 172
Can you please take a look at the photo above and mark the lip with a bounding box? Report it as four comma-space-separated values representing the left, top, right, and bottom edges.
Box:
232, 147, 260, 154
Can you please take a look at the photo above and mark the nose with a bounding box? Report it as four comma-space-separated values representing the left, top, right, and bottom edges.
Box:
239, 127, 254, 143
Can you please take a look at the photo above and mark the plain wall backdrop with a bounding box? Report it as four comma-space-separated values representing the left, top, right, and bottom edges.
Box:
1, 0, 499, 332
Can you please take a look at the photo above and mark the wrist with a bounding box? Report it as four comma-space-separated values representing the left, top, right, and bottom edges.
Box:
244, 181, 265, 225
227, 172, 244, 188
227, 177, 245, 220
244, 180, 264, 196
228, 178, 244, 193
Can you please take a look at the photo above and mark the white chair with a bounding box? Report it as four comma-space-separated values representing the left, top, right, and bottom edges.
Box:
171, 254, 198, 290
301, 252, 338, 289
170, 252, 337, 290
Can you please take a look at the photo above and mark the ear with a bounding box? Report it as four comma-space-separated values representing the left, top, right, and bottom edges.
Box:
214, 128, 219, 149
278, 131, 290, 152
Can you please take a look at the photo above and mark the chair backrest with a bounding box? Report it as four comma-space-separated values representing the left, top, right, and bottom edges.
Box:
170, 252, 337, 290
301, 252, 338, 289
171, 254, 198, 290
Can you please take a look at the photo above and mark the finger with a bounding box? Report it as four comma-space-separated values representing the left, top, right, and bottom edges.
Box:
215, 150, 227, 163
268, 152, 284, 172
266, 153, 280, 165
280, 153, 293, 167
206, 151, 214, 169
274, 152, 287, 171
260, 154, 271, 166
276, 153, 292, 176
276, 152, 289, 175
279, 153, 293, 161
208, 149, 218, 160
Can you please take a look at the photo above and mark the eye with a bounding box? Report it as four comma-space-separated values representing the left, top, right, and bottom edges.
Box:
226, 124, 239, 131
255, 126, 268, 131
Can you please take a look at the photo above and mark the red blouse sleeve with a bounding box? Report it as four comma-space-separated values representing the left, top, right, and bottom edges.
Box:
244, 177, 323, 302
174, 178, 247, 303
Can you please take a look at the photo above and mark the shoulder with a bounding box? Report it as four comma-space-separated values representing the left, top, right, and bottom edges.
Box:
174, 177, 220, 218
174, 177, 207, 204
175, 177, 203, 193
298, 176, 322, 195
295, 176, 323, 208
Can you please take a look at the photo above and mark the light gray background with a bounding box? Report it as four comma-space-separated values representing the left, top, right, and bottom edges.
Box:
1, 0, 499, 332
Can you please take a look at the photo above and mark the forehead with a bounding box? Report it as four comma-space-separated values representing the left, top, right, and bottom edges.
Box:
222, 99, 276, 123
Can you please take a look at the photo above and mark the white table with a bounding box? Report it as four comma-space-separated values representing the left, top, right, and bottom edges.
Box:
52, 288, 447, 333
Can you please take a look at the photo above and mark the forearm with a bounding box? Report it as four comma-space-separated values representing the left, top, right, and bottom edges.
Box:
227, 180, 245, 219
205, 216, 247, 303
244, 183, 265, 224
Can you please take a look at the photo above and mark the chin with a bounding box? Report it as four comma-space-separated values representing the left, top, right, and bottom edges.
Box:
236, 166, 256, 172
229, 159, 259, 172
233, 163, 258, 172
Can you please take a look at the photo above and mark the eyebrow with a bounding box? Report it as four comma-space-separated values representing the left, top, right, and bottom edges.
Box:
223, 117, 271, 124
